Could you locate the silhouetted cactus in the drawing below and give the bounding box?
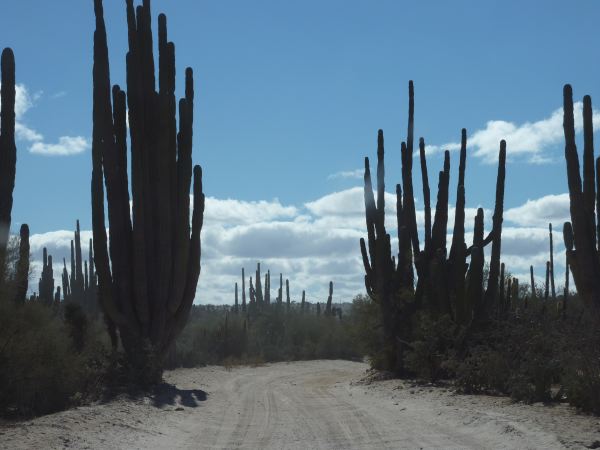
[241,268,246,312]
[0,48,16,281]
[549,223,556,300]
[91,0,205,378]
[265,270,270,304]
[301,290,305,312]
[285,278,290,310]
[277,272,283,305]
[13,224,29,304]
[255,263,263,305]
[325,281,333,315]
[61,220,98,314]
[545,261,550,302]
[562,85,600,311]
[38,248,54,306]
[360,81,507,371]
[530,265,536,299]
[234,282,239,314]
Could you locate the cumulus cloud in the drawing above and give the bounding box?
[205,197,297,226]
[505,193,570,227]
[426,102,600,164]
[29,136,89,156]
[0,83,89,156]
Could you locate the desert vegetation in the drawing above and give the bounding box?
[357,81,600,414]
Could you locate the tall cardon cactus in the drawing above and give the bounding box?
[92,0,205,379]
[0,48,16,280]
[562,85,600,311]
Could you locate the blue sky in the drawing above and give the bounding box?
[1,1,599,303]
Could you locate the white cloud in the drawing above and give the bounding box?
[1,82,89,156]
[327,169,363,180]
[29,136,89,156]
[505,193,570,227]
[205,197,297,226]
[426,102,600,164]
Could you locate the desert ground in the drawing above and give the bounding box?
[1,360,599,449]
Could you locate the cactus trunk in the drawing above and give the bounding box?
[91,0,204,382]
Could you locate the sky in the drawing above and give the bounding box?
[0,0,599,304]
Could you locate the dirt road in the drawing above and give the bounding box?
[1,360,598,449]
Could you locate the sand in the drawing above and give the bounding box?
[1,360,599,449]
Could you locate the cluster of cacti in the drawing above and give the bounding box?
[562,85,600,312]
[234,263,337,317]
[59,220,98,314]
[91,0,204,377]
[360,81,506,372]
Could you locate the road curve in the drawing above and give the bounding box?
[1,360,597,449]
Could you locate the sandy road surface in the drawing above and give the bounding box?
[1,360,599,449]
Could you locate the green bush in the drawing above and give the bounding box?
[172,303,362,367]
[0,299,110,418]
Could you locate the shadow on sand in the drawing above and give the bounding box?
[151,383,208,408]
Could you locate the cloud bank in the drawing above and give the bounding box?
[24,186,574,305]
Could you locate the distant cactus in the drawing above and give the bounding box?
[529,265,536,300]
[277,273,283,305]
[301,290,305,312]
[549,223,556,300]
[234,282,239,314]
[61,220,98,314]
[38,248,55,306]
[325,281,333,315]
[241,268,247,312]
[286,278,290,310]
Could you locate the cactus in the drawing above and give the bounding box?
[286,278,290,310]
[0,48,16,281]
[38,248,55,305]
[234,282,239,314]
[60,221,98,314]
[360,81,506,371]
[562,85,600,311]
[254,263,263,305]
[325,281,333,315]
[241,268,246,312]
[13,224,29,304]
[249,277,255,304]
[54,286,61,306]
[563,245,570,318]
[301,290,305,312]
[91,0,205,378]
[265,270,270,305]
[549,223,556,300]
[530,265,536,300]
[544,261,550,302]
[277,273,283,305]
[483,141,507,311]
